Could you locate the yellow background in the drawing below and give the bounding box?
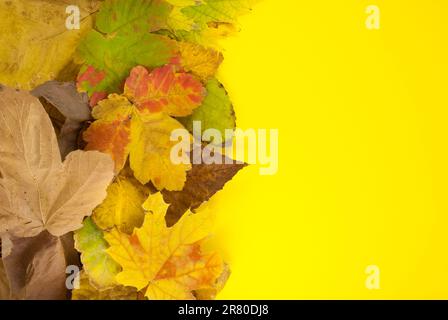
[211,0,448,299]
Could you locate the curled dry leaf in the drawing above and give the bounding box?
[0,86,114,237]
[31,81,91,158]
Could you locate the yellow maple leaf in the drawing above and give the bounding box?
[92,176,150,234]
[104,193,224,300]
[0,0,101,89]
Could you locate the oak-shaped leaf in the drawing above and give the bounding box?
[0,86,114,238]
[104,193,224,299]
[31,81,91,158]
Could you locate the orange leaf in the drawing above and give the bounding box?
[124,65,206,117]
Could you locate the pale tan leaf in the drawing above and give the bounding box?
[0,86,114,237]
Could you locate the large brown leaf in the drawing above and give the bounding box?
[0,85,114,237]
[2,231,67,300]
[0,259,10,299]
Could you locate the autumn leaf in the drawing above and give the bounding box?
[175,42,223,82]
[194,263,230,299]
[124,64,206,116]
[0,86,114,237]
[76,0,178,104]
[181,0,259,26]
[130,112,193,190]
[0,259,10,299]
[31,81,91,158]
[74,218,121,290]
[72,271,138,300]
[84,94,134,172]
[92,177,150,234]
[0,0,101,89]
[166,0,258,47]
[162,148,246,225]
[84,65,205,190]
[165,0,202,31]
[0,234,12,259]
[104,193,224,299]
[1,231,67,300]
[83,94,193,190]
[178,78,235,143]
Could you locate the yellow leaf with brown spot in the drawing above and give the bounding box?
[104,193,224,300]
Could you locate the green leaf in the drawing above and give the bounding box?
[96,0,173,34]
[76,0,178,104]
[181,0,258,26]
[178,78,235,143]
[74,218,121,290]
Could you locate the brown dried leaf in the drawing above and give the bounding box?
[162,150,247,226]
[0,86,114,237]
[31,81,91,158]
[2,231,67,300]
[0,259,10,299]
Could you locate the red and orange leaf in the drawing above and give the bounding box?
[124,65,206,117]
[83,94,134,172]
[77,65,108,107]
[84,119,131,173]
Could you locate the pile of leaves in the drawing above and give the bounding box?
[0,0,256,300]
